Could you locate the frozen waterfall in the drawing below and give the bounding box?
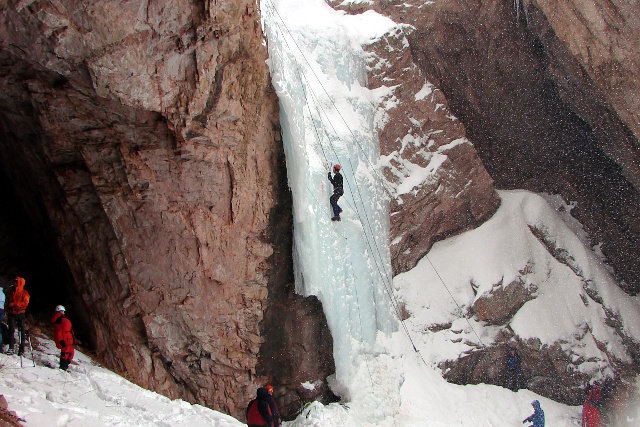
[261,0,398,390]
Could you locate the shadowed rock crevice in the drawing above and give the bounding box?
[256,130,337,420]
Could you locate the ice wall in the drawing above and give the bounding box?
[261,0,398,388]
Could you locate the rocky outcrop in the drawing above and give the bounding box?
[0,394,25,427]
[350,0,640,294]
[472,277,535,325]
[0,0,333,419]
[353,17,500,275]
[441,341,592,405]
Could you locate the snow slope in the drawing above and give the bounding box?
[395,190,640,373]
[0,338,243,427]
[0,331,581,426]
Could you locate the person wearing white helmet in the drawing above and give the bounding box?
[51,304,76,370]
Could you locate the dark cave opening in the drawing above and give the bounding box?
[0,117,92,349]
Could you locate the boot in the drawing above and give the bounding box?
[331,216,341,221]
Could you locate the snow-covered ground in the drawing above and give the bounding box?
[0,338,243,427]
[0,326,580,427]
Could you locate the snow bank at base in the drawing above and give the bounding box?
[287,333,581,426]
[0,337,242,427]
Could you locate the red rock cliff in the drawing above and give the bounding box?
[0,0,333,419]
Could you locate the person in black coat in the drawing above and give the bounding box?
[265,384,281,426]
[328,164,344,221]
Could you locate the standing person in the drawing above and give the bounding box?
[0,284,5,352]
[5,276,30,355]
[0,286,4,353]
[246,387,273,427]
[582,383,602,427]
[523,400,545,427]
[51,305,75,370]
[328,164,343,221]
[265,385,281,427]
[506,347,522,391]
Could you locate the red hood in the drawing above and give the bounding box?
[16,276,25,290]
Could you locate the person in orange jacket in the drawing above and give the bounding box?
[5,276,30,355]
[51,305,75,370]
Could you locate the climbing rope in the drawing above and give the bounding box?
[262,0,487,370]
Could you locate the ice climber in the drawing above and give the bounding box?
[246,387,274,427]
[328,164,343,221]
[523,400,545,427]
[51,305,76,370]
[582,384,602,427]
[5,276,30,355]
[265,384,281,426]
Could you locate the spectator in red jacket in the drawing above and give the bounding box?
[246,387,273,427]
[582,384,602,427]
[51,305,75,370]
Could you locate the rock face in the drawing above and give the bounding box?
[348,14,500,275]
[368,0,640,294]
[525,0,640,181]
[0,0,333,419]
[441,342,593,405]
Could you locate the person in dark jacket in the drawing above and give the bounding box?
[51,305,75,370]
[328,164,343,221]
[265,384,281,426]
[0,285,5,352]
[246,387,273,427]
[506,347,522,391]
[5,276,30,355]
[523,400,545,427]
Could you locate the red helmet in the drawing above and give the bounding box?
[266,384,274,394]
[333,164,341,171]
